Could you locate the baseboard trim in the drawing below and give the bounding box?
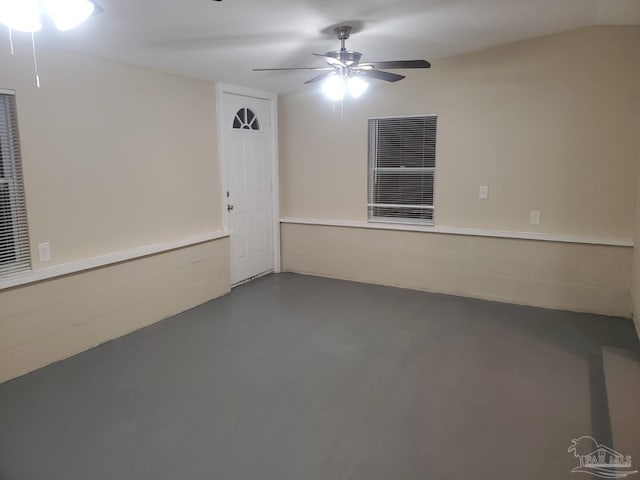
[1,231,230,291]
[280,217,633,247]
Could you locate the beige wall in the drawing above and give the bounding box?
[0,38,228,382]
[632,159,640,332]
[631,41,640,329]
[282,224,632,317]
[280,26,639,237]
[1,239,229,383]
[279,26,640,315]
[1,37,222,265]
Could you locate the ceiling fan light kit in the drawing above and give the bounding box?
[322,74,370,101]
[322,74,346,101]
[347,76,369,98]
[0,0,97,87]
[0,0,95,33]
[253,25,431,101]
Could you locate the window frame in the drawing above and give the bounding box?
[0,90,30,278]
[367,113,438,226]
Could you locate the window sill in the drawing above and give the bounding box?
[368,218,435,227]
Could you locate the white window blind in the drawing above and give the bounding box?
[0,92,30,277]
[368,115,437,225]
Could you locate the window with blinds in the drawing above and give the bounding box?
[368,115,437,224]
[0,92,30,278]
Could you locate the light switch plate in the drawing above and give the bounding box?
[479,186,489,199]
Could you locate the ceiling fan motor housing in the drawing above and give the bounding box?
[334,25,352,40]
[324,49,362,66]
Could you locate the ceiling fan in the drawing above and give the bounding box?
[253,25,431,100]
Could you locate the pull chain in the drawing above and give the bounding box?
[31,32,40,88]
[330,99,345,119]
[8,27,14,56]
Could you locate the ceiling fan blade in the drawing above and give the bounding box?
[253,67,334,72]
[358,60,431,70]
[304,72,336,84]
[312,53,347,68]
[360,70,406,82]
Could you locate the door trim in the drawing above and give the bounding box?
[215,82,281,275]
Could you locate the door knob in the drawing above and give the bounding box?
[227,204,234,212]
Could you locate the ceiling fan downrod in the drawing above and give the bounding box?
[325,25,361,66]
[334,25,352,51]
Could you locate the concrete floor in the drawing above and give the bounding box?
[1,273,639,480]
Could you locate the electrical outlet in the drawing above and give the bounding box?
[479,186,489,199]
[530,211,541,225]
[38,242,51,262]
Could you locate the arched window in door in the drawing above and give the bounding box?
[232,108,260,130]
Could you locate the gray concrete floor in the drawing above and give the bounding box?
[1,273,639,480]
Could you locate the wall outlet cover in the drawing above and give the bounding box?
[530,211,541,225]
[38,242,51,262]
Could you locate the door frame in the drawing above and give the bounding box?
[215,82,281,275]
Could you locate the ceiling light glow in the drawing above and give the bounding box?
[348,76,369,98]
[322,74,370,101]
[43,0,94,31]
[322,75,345,101]
[0,0,94,32]
[0,0,42,32]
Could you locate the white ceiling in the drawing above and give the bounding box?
[32,0,640,94]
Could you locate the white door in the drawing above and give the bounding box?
[222,92,274,285]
